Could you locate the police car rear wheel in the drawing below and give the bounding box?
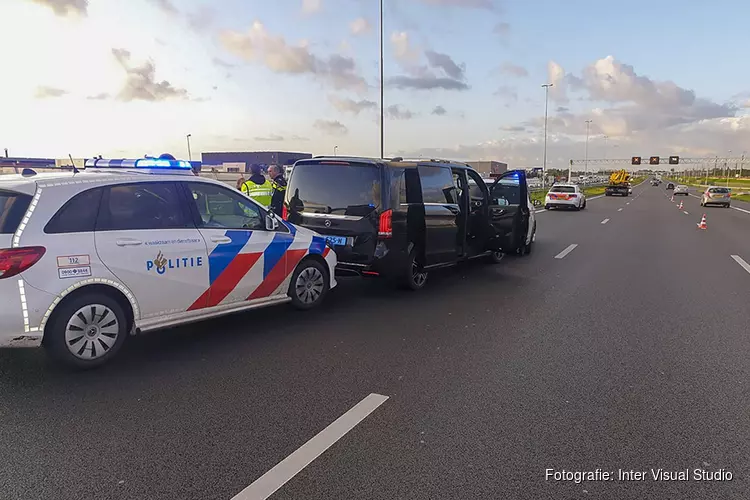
[45,293,128,369]
[290,260,329,310]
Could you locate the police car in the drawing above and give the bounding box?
[0,157,337,368]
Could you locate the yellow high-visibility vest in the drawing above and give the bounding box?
[242,179,274,207]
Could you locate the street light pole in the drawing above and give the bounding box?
[334,145,338,156]
[603,135,609,161]
[741,151,746,178]
[584,120,592,177]
[727,150,731,187]
[541,83,553,188]
[379,0,384,159]
[186,134,192,161]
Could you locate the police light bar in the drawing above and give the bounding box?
[84,158,194,169]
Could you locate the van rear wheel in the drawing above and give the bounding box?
[402,250,428,290]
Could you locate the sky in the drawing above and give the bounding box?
[2,0,750,170]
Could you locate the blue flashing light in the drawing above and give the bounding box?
[84,157,198,171]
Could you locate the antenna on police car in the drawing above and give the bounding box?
[69,154,80,174]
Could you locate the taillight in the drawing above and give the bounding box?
[378,209,392,239]
[282,205,289,220]
[0,246,46,279]
[569,194,577,198]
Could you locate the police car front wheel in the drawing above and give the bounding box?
[44,293,128,369]
[289,259,329,310]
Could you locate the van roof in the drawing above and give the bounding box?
[299,156,474,170]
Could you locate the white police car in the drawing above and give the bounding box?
[0,157,337,368]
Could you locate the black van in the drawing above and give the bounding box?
[283,157,535,289]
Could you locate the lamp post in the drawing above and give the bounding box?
[727,150,732,187]
[379,0,384,158]
[541,83,553,187]
[584,120,593,177]
[603,135,609,160]
[186,134,192,161]
[334,145,338,156]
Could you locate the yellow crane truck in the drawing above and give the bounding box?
[605,169,631,196]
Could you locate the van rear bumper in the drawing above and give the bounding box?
[335,243,410,278]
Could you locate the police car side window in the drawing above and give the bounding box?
[98,182,190,231]
[184,182,265,231]
[44,187,104,234]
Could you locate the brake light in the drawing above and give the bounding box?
[319,161,351,165]
[378,209,392,239]
[282,205,288,220]
[569,194,577,198]
[0,246,46,279]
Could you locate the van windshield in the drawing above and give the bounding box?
[0,189,32,234]
[287,162,381,216]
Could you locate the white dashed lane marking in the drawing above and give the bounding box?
[731,255,750,275]
[231,393,389,500]
[555,244,578,259]
[601,218,610,224]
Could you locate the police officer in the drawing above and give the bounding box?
[267,165,287,215]
[241,164,273,207]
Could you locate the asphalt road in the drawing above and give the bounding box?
[2,182,750,500]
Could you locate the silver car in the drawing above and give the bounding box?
[701,186,731,208]
[673,185,689,195]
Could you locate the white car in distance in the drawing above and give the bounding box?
[545,184,586,211]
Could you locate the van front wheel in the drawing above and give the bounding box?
[402,250,428,290]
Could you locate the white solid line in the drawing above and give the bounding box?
[601,218,610,224]
[617,208,623,212]
[731,255,750,275]
[231,393,389,500]
[535,209,547,214]
[732,206,750,215]
[555,244,578,259]
[588,194,605,201]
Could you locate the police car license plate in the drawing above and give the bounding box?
[324,235,348,246]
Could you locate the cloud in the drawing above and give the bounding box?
[30,0,87,17]
[34,86,68,98]
[220,22,366,91]
[388,47,469,91]
[302,0,321,14]
[391,32,419,63]
[556,106,569,113]
[254,134,285,142]
[494,85,517,101]
[111,48,189,102]
[493,22,510,36]
[540,55,736,137]
[314,119,348,136]
[187,6,216,32]
[432,105,447,116]
[386,105,414,120]
[147,0,178,15]
[499,62,528,77]
[350,17,371,35]
[87,92,110,100]
[329,96,377,114]
[500,125,525,132]
[212,57,234,69]
[418,0,496,9]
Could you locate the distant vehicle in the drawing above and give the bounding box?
[701,186,731,208]
[544,184,586,210]
[674,185,689,195]
[651,179,659,186]
[666,183,675,190]
[284,157,535,290]
[605,169,631,196]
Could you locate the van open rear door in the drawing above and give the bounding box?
[486,170,529,252]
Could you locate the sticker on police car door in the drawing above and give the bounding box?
[57,254,91,267]
[58,266,92,279]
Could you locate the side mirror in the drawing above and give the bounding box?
[265,213,279,231]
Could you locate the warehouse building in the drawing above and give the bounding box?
[201,151,312,173]
[467,160,508,178]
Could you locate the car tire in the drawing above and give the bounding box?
[581,200,587,210]
[524,225,536,255]
[726,204,731,208]
[544,204,551,210]
[289,258,330,310]
[44,292,129,369]
[402,250,428,291]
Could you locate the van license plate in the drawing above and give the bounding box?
[324,235,348,246]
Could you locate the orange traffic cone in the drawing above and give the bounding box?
[677,200,683,210]
[670,194,675,202]
[697,214,707,230]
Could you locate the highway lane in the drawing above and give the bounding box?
[1,182,749,500]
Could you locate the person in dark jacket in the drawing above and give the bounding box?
[267,165,287,215]
[241,164,273,207]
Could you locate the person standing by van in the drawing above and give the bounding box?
[241,164,273,207]
[267,165,287,215]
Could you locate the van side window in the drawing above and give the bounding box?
[45,187,104,234]
[391,168,422,205]
[418,166,456,204]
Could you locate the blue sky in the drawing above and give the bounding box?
[2,0,749,168]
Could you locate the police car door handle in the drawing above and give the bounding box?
[210,236,232,244]
[115,238,143,247]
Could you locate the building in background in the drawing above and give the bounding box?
[467,160,508,178]
[201,151,312,173]
[0,156,57,173]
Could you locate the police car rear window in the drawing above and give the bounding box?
[709,187,729,193]
[287,162,381,216]
[0,189,32,234]
[550,186,575,193]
